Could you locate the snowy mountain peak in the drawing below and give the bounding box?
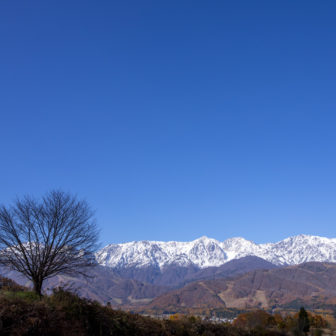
[193,235,214,242]
[222,236,256,246]
[95,235,336,270]
[192,236,220,245]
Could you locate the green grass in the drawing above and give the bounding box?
[1,289,40,302]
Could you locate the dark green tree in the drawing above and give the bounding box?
[298,307,310,335]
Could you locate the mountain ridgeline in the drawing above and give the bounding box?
[96,234,336,270]
[2,234,336,312]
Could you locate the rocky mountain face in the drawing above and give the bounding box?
[96,234,336,270]
[145,262,336,312]
[111,256,277,287]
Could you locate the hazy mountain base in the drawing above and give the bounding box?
[111,256,278,287]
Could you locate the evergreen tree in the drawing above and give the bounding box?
[298,307,310,335]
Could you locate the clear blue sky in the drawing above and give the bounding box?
[1,1,336,246]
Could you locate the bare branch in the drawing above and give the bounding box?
[0,190,99,296]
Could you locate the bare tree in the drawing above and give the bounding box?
[0,190,99,297]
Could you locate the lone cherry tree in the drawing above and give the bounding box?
[0,190,99,296]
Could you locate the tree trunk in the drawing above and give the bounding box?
[33,278,43,298]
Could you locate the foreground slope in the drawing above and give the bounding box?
[0,283,287,336]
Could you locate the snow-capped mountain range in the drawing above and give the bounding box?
[96,234,336,269]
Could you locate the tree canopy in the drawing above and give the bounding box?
[0,190,99,296]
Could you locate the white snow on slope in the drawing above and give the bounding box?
[95,234,336,269]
